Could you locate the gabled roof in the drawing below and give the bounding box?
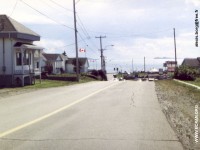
[43,53,63,61]
[66,58,89,66]
[0,15,40,41]
[182,58,200,67]
[165,61,177,64]
[14,42,43,50]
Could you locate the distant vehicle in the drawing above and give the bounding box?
[148,68,159,81]
[148,77,155,81]
[119,77,123,81]
[141,78,147,81]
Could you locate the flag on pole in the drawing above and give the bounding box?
[79,48,86,52]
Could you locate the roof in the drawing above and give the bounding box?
[66,58,89,66]
[42,53,63,61]
[182,58,200,67]
[14,42,43,50]
[165,61,177,64]
[0,15,40,41]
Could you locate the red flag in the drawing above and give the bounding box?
[79,48,86,52]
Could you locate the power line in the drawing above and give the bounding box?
[76,14,99,50]
[86,28,172,38]
[76,0,81,4]
[77,15,90,38]
[10,0,19,16]
[20,0,74,30]
[48,0,73,12]
[78,32,99,57]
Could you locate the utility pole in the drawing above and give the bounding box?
[73,0,79,81]
[95,36,106,72]
[144,57,146,72]
[173,28,177,68]
[132,58,133,73]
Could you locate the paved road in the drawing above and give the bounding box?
[0,80,183,150]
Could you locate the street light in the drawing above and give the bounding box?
[103,45,114,51]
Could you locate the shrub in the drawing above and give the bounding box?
[174,65,198,81]
[98,70,107,81]
[90,70,99,77]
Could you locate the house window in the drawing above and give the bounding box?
[16,51,31,66]
[27,53,31,65]
[16,52,22,66]
[37,62,39,68]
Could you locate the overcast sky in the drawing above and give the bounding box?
[1,0,200,72]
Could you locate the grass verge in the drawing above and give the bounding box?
[155,80,200,150]
[184,78,200,87]
[0,76,97,99]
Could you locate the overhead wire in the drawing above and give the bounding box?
[19,0,74,30]
[48,0,73,12]
[77,32,99,57]
[9,0,98,62]
[86,28,172,38]
[10,0,19,16]
[76,14,99,50]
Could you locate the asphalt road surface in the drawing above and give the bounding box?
[0,80,183,150]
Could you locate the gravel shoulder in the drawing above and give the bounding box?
[155,80,200,150]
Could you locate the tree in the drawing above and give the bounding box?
[174,65,198,81]
[62,51,66,56]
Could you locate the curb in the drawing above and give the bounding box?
[173,79,200,90]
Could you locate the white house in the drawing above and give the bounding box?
[42,53,68,74]
[0,15,43,87]
[66,58,89,73]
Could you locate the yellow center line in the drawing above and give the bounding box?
[0,82,119,138]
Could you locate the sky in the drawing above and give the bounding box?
[0,0,200,72]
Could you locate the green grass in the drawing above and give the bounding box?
[156,79,200,100]
[48,73,77,77]
[0,76,97,98]
[185,78,200,87]
[0,76,97,93]
[25,76,97,89]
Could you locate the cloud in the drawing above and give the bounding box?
[34,39,67,54]
[1,0,199,72]
[185,0,200,7]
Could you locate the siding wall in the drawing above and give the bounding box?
[0,38,14,75]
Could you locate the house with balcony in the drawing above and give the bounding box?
[163,61,177,72]
[0,15,43,87]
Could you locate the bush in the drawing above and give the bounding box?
[98,70,107,81]
[174,65,198,81]
[90,70,99,77]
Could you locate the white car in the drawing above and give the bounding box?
[148,77,155,81]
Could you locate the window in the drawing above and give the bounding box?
[37,62,39,68]
[16,51,31,66]
[16,52,22,66]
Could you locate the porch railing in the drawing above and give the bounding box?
[14,69,41,75]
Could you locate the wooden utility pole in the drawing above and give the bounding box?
[173,28,177,67]
[73,0,79,81]
[144,57,146,72]
[95,36,106,71]
[132,58,133,73]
